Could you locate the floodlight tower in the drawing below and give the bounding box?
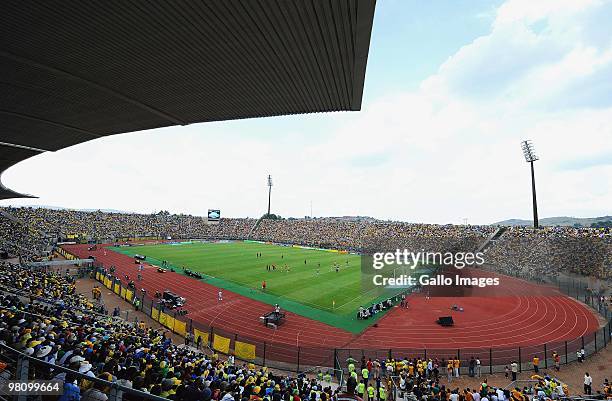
[521,140,539,229]
[267,175,273,216]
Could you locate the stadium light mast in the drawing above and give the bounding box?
[267,175,273,216]
[521,140,539,229]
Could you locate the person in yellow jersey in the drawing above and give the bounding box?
[367,384,375,401]
[417,361,425,377]
[348,361,356,374]
[362,366,369,385]
[357,379,366,399]
[323,371,332,383]
[511,387,525,401]
[532,355,539,373]
[378,385,386,401]
[603,379,611,398]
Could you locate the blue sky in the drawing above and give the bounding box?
[366,0,503,95]
[3,0,612,224]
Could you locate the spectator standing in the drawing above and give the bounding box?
[584,372,592,395]
[510,362,518,381]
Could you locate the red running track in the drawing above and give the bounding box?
[65,245,600,358]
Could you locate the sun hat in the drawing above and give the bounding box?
[36,345,52,358]
[78,361,92,373]
[70,355,85,364]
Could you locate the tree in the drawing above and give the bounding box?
[590,220,612,228]
[262,213,281,220]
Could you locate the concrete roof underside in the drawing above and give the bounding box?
[0,0,376,199]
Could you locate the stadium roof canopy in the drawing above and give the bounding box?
[0,0,376,199]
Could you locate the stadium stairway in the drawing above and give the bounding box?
[0,237,35,256]
[0,208,18,220]
[247,216,264,239]
[0,211,51,256]
[0,208,53,243]
[476,226,507,253]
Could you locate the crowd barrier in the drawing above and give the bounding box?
[93,265,611,376]
[54,247,78,260]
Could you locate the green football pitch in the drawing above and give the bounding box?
[110,241,413,332]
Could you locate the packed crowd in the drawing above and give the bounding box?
[1,208,496,254]
[253,218,366,250]
[4,207,255,243]
[342,355,611,401]
[0,262,341,401]
[253,219,495,254]
[1,207,611,279]
[485,226,612,280]
[0,262,115,317]
[0,212,49,260]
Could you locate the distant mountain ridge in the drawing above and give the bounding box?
[494,216,612,227]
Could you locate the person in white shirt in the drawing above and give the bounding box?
[373,359,381,379]
[510,362,518,381]
[584,372,593,395]
[473,391,481,401]
[476,358,481,377]
[496,388,505,401]
[537,389,546,400]
[555,384,565,398]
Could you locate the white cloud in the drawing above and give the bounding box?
[2,0,612,224]
[493,0,600,28]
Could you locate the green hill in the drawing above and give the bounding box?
[494,216,612,227]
